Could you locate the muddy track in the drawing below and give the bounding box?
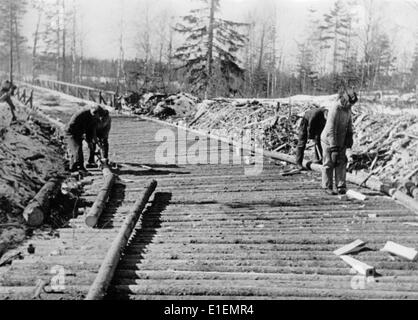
[0,88,418,300]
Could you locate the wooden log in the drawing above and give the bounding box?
[339,255,375,277]
[85,179,158,300]
[334,240,367,256]
[273,143,287,152]
[405,168,418,181]
[0,251,23,267]
[23,178,62,227]
[381,241,418,261]
[85,170,116,228]
[281,169,302,177]
[0,223,21,228]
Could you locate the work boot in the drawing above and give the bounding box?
[86,162,98,169]
[337,188,347,195]
[296,163,304,171]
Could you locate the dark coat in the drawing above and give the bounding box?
[97,110,111,139]
[65,108,99,142]
[303,108,327,140]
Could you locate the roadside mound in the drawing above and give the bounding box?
[0,100,66,257]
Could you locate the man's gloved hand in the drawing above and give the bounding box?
[10,84,17,96]
[330,147,340,166]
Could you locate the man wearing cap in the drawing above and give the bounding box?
[295,107,327,170]
[64,105,106,172]
[87,108,112,168]
[321,87,358,195]
[0,80,17,123]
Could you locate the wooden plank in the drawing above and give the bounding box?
[381,241,418,261]
[339,255,375,277]
[85,179,157,300]
[333,240,367,256]
[346,190,367,201]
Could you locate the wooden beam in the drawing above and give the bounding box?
[85,179,157,300]
[85,169,116,228]
[381,241,418,261]
[346,190,367,201]
[334,240,367,256]
[23,178,62,227]
[339,255,375,277]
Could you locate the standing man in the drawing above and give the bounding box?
[87,108,112,168]
[0,80,17,123]
[295,107,327,170]
[321,87,358,195]
[65,105,105,172]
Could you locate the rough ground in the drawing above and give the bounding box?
[0,99,66,260]
[1,87,418,300]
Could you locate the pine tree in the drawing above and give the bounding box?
[317,0,351,77]
[173,0,248,97]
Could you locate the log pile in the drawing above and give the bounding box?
[351,111,418,185]
[185,99,313,151]
[128,92,201,119]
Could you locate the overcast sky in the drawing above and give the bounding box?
[22,0,418,68]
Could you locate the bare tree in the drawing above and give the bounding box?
[31,1,44,80]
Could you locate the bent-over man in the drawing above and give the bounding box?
[295,107,327,170]
[87,108,112,167]
[65,106,105,172]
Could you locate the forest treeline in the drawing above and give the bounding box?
[1,0,418,98]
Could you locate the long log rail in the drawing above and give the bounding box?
[1,82,418,299]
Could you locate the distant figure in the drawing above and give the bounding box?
[87,108,112,168]
[64,106,107,172]
[321,87,358,195]
[295,107,327,170]
[0,80,17,123]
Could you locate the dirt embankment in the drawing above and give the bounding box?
[0,100,66,258]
